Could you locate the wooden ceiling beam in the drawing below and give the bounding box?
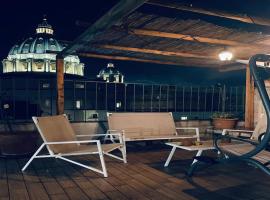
[147,0,270,27]
[60,0,146,56]
[78,52,217,68]
[130,28,270,48]
[101,44,216,59]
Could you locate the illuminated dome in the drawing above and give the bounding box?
[2,18,84,76]
[97,63,124,83]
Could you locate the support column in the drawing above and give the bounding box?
[56,55,64,115]
[245,64,254,129]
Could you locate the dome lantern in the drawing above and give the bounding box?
[97,63,124,83]
[36,18,54,35]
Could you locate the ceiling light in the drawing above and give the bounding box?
[219,50,233,61]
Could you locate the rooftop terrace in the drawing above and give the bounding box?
[2,145,270,200]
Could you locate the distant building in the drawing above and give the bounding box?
[2,18,85,76]
[97,63,124,83]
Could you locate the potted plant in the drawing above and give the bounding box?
[212,112,238,129]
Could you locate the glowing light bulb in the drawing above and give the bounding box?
[219,50,233,61]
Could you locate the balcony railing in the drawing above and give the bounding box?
[0,78,245,122]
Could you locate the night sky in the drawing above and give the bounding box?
[1,0,270,86]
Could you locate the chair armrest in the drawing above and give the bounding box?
[77,133,122,137]
[77,133,124,144]
[222,129,254,136]
[214,134,258,146]
[175,127,198,130]
[175,127,200,141]
[105,130,125,144]
[106,129,124,133]
[45,140,100,145]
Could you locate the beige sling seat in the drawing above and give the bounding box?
[22,115,126,177]
[219,114,270,165]
[107,112,200,146]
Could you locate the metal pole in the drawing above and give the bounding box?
[151,85,153,112]
[197,87,200,112]
[105,83,108,111]
[204,87,207,119]
[175,86,177,112]
[190,86,193,116]
[73,80,75,121]
[84,82,87,122]
[95,82,98,110]
[229,87,232,112]
[142,84,145,111]
[211,86,214,112]
[26,79,29,119]
[167,85,169,112]
[38,79,41,116]
[236,87,238,112]
[159,85,161,112]
[124,84,127,111]
[115,83,117,112]
[12,78,15,119]
[182,86,185,112]
[133,84,136,111]
[217,87,221,112]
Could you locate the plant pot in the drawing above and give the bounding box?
[212,118,238,129]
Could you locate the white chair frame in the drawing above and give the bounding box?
[22,117,127,177]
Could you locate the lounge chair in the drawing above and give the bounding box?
[22,114,126,177]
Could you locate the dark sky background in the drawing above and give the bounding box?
[1,0,270,86]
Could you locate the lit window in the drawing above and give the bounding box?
[76,100,81,109]
[116,101,121,108]
[75,83,84,89]
[181,116,188,120]
[45,99,50,107]
[42,83,50,88]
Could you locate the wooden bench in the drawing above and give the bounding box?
[107,112,200,142]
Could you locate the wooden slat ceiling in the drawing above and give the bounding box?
[68,1,270,69]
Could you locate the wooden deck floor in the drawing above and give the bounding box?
[1,145,270,200]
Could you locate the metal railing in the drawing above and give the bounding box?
[0,77,245,122]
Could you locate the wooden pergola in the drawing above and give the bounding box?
[56,0,270,129]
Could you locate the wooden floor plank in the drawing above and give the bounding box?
[0,159,9,199]
[17,159,51,200]
[50,194,71,200]
[3,147,270,200]
[6,159,30,200]
[61,164,108,200]
[63,187,89,200]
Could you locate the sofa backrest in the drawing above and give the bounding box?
[107,112,176,140]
